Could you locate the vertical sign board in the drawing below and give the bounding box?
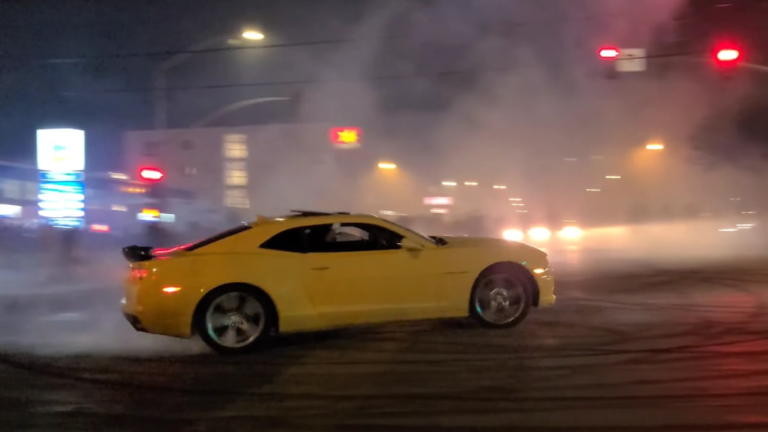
[36,129,86,228]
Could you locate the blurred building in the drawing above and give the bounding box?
[0,164,39,222]
[123,123,379,222]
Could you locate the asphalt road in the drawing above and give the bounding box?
[2,258,768,431]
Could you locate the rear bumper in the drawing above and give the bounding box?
[122,311,148,333]
[121,297,192,338]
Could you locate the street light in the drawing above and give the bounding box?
[442,181,457,186]
[242,30,265,41]
[646,143,665,150]
[153,29,266,129]
[377,162,397,170]
[605,175,622,179]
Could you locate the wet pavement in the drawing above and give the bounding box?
[1,256,768,430]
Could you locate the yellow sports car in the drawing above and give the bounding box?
[121,211,555,353]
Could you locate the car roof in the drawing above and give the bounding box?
[248,211,385,228]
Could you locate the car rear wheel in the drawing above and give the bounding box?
[196,287,273,354]
[470,269,532,328]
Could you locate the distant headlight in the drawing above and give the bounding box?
[502,229,524,242]
[558,226,583,240]
[528,227,552,241]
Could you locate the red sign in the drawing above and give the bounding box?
[139,167,165,181]
[90,224,111,233]
[329,127,362,148]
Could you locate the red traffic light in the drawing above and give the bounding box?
[712,41,742,68]
[598,47,620,59]
[716,48,740,62]
[139,167,165,181]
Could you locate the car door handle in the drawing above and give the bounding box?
[311,266,330,271]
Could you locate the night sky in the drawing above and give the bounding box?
[0,0,392,167]
[3,0,764,175]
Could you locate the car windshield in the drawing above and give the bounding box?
[385,219,437,245]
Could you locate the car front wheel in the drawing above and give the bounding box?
[196,287,273,354]
[470,269,532,328]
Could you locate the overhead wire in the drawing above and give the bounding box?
[61,50,709,95]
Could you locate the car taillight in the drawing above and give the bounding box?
[131,269,149,280]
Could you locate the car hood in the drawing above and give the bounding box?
[439,236,546,256]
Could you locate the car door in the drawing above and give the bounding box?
[303,223,442,326]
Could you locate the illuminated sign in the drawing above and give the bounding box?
[139,167,164,181]
[141,208,160,217]
[121,187,147,194]
[49,218,84,228]
[423,197,454,206]
[0,204,22,218]
[39,209,86,218]
[90,224,111,233]
[329,127,362,149]
[39,172,84,182]
[38,180,85,225]
[137,208,160,222]
[36,129,85,172]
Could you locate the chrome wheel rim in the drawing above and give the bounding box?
[474,275,526,325]
[206,292,265,348]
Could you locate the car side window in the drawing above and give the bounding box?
[305,223,404,253]
[260,227,307,253]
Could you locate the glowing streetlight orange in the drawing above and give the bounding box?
[646,143,664,150]
[377,162,397,170]
[242,30,265,41]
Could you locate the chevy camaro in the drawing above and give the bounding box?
[121,211,555,354]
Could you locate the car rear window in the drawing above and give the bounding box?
[185,224,252,252]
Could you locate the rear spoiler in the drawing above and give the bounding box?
[122,245,154,263]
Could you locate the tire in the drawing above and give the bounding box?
[195,285,275,354]
[469,266,533,329]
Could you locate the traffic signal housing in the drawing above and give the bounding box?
[598,47,620,60]
[712,42,742,69]
[597,46,620,79]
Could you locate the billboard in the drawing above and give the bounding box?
[38,180,85,227]
[0,204,22,218]
[37,129,85,172]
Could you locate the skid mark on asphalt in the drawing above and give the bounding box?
[2,266,768,429]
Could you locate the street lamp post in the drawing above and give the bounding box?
[152,30,265,129]
[190,97,291,128]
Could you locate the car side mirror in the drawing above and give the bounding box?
[400,238,424,251]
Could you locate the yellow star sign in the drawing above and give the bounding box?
[329,127,362,148]
[336,129,359,144]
